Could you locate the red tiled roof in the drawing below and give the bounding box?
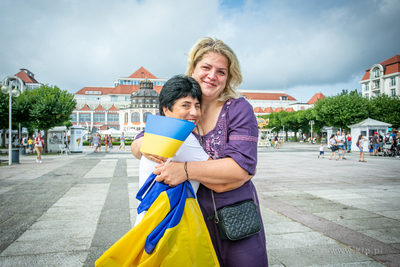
[75,87,114,95]
[80,104,91,111]
[14,70,39,84]
[285,107,295,112]
[94,104,105,111]
[110,85,140,95]
[361,55,400,81]
[274,107,284,112]
[253,107,264,113]
[241,92,297,101]
[128,67,157,79]
[108,104,119,111]
[307,93,326,105]
[264,107,274,113]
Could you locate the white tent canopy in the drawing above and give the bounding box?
[100,128,122,136]
[125,128,140,136]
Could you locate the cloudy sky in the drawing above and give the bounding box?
[1,0,399,103]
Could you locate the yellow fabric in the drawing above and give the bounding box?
[140,133,183,158]
[95,192,219,267]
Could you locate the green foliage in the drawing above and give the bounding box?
[312,89,369,129]
[27,84,77,130]
[261,89,399,140]
[368,94,400,128]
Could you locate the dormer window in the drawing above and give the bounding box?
[280,96,288,101]
[373,68,380,78]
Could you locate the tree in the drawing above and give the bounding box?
[312,90,369,130]
[16,85,76,151]
[368,94,400,128]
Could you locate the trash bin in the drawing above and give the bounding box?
[12,149,20,164]
[20,145,26,155]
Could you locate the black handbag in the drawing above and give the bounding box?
[208,190,262,241]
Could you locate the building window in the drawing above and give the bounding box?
[373,68,380,78]
[124,113,128,123]
[70,114,77,122]
[373,80,380,89]
[131,112,140,122]
[107,113,119,122]
[391,77,396,86]
[145,99,150,103]
[93,114,105,122]
[125,96,130,101]
[85,91,101,95]
[152,99,157,103]
[280,96,288,101]
[138,99,142,103]
[365,93,369,99]
[365,83,369,91]
[391,89,396,97]
[143,112,152,122]
[375,91,380,97]
[79,113,91,122]
[111,96,118,102]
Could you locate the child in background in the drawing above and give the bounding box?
[338,147,343,159]
[369,140,374,156]
[318,143,324,158]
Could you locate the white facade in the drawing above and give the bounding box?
[360,56,400,99]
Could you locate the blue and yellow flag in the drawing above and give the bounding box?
[95,175,219,267]
[140,114,195,158]
[95,114,219,267]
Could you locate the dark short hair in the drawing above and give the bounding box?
[159,75,202,116]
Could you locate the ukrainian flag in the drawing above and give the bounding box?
[95,174,219,267]
[140,114,196,158]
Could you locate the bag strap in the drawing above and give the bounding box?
[210,190,219,223]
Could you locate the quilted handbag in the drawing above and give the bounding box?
[208,191,262,241]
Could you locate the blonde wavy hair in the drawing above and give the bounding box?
[185,37,242,102]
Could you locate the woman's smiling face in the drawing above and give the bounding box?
[163,96,201,125]
[191,52,229,101]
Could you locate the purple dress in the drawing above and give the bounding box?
[194,98,268,267]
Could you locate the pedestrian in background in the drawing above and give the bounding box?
[318,143,324,158]
[93,134,99,153]
[371,132,380,156]
[357,134,367,162]
[119,132,126,151]
[346,132,352,153]
[328,134,339,161]
[34,133,44,163]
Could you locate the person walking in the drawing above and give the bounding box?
[337,131,346,159]
[93,134,100,153]
[328,134,339,161]
[119,132,126,151]
[318,143,324,158]
[104,134,109,153]
[34,133,44,163]
[357,134,368,162]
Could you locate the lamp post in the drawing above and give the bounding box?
[309,120,315,144]
[1,76,24,165]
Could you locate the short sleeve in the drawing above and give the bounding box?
[173,134,209,163]
[223,98,258,175]
[134,130,145,140]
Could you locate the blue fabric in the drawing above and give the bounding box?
[136,173,196,254]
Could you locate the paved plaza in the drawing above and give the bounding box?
[0,142,399,267]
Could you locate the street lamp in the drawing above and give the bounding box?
[309,120,315,144]
[1,76,24,165]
